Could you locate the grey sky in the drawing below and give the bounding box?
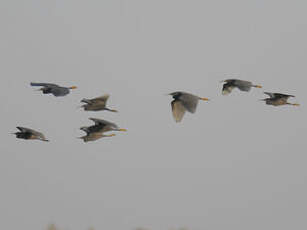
[1,0,306,229]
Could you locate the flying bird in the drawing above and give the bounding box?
[79,118,126,142]
[80,94,117,112]
[261,92,300,106]
[12,126,49,141]
[30,82,77,97]
[168,91,209,122]
[221,79,262,95]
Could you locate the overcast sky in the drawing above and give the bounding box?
[1,0,307,230]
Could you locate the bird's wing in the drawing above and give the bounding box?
[171,100,186,122]
[81,94,109,105]
[264,92,276,98]
[179,93,199,113]
[273,93,295,98]
[222,83,234,95]
[30,82,59,87]
[90,94,110,105]
[234,80,252,91]
[17,126,36,133]
[89,118,118,128]
[93,94,110,102]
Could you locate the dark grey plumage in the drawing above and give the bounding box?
[221,79,262,95]
[30,82,77,97]
[169,91,209,122]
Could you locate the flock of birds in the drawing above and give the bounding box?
[13,79,300,142]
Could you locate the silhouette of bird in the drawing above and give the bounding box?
[13,127,49,141]
[221,79,262,95]
[80,94,117,112]
[261,92,300,106]
[168,91,209,122]
[30,82,77,97]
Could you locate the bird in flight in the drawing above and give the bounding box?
[261,92,300,106]
[13,126,49,141]
[30,82,77,97]
[221,79,262,95]
[80,94,117,112]
[168,91,209,122]
[79,118,127,142]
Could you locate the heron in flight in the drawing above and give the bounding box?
[221,79,262,95]
[168,91,209,122]
[13,127,49,141]
[261,92,300,106]
[79,118,127,142]
[80,94,117,112]
[30,82,77,97]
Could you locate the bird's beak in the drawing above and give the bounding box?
[119,128,127,132]
[70,86,77,89]
[220,80,226,83]
[255,85,262,88]
[292,103,300,106]
[200,97,209,101]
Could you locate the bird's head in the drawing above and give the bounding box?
[80,127,89,132]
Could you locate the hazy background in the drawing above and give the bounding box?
[1,0,306,229]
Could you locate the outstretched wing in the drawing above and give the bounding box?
[171,100,186,122]
[17,126,36,133]
[30,82,59,87]
[90,94,110,105]
[264,92,276,98]
[179,93,199,113]
[89,118,118,128]
[81,94,109,105]
[233,80,252,92]
[274,93,295,98]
